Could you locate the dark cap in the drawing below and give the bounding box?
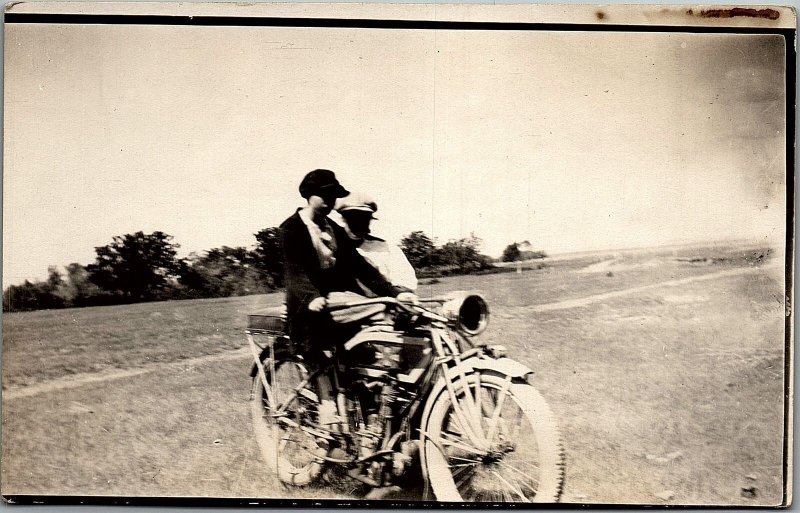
[298,169,350,199]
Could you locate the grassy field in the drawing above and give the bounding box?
[1,242,788,505]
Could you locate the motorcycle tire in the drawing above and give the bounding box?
[250,356,329,487]
[422,372,565,503]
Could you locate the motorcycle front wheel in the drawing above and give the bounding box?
[422,372,565,502]
[250,356,329,487]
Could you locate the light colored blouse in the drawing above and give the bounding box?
[358,237,418,293]
[298,208,337,270]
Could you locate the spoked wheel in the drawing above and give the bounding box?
[422,373,564,502]
[250,356,329,487]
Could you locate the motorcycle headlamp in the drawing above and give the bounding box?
[440,291,489,336]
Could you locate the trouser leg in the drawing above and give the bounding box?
[315,371,340,432]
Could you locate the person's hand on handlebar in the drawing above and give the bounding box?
[396,292,419,304]
[308,296,328,312]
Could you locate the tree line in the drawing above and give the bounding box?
[3,229,284,312]
[399,232,495,277]
[3,229,542,312]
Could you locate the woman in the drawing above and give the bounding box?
[334,191,418,295]
[280,169,414,364]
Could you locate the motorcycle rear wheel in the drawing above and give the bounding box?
[250,356,329,487]
[423,373,564,503]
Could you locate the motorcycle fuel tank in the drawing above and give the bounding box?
[347,331,433,384]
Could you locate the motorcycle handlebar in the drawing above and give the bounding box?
[323,296,399,311]
[324,296,448,322]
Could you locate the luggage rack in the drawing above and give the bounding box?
[246,306,288,347]
[247,313,286,335]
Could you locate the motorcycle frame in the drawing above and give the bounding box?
[246,324,438,455]
[246,297,526,470]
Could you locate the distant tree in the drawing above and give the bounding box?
[400,231,435,270]
[48,265,75,306]
[86,231,184,301]
[2,278,65,312]
[252,227,285,288]
[181,246,270,298]
[430,236,493,272]
[3,280,38,311]
[47,266,65,291]
[178,253,209,296]
[60,262,113,306]
[502,243,521,262]
[522,250,548,260]
[515,240,548,260]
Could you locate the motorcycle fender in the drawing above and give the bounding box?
[417,356,534,488]
[420,356,533,426]
[458,356,534,380]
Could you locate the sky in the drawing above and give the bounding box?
[3,22,788,285]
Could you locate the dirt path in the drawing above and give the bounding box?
[3,347,251,401]
[3,265,777,402]
[576,257,619,274]
[531,265,776,312]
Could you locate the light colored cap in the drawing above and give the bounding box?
[335,191,378,217]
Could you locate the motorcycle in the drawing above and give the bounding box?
[246,291,565,502]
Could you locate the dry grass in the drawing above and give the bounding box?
[2,294,284,388]
[1,244,787,505]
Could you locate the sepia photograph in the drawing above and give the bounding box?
[1,2,794,506]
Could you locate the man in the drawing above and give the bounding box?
[334,192,418,296]
[280,170,415,430]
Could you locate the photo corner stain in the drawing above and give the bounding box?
[687,7,781,20]
[5,1,26,13]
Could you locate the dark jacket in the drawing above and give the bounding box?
[280,210,405,355]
